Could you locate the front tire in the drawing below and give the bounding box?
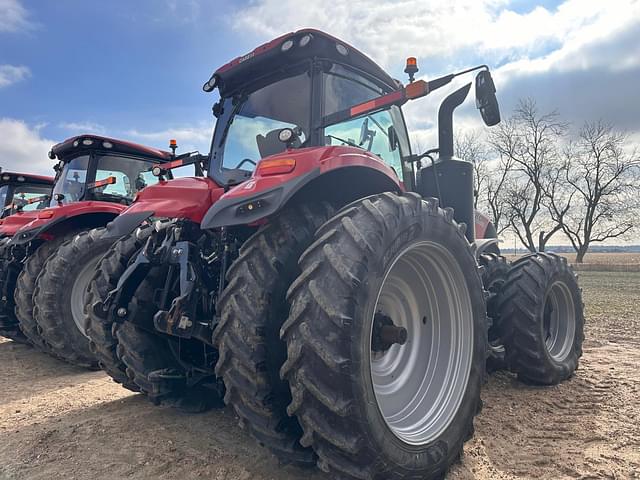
[498,253,584,385]
[32,229,112,368]
[15,234,78,354]
[85,228,151,391]
[281,193,487,480]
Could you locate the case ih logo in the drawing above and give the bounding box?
[238,52,255,64]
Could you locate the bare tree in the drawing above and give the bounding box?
[488,98,569,252]
[456,130,512,234]
[455,131,488,208]
[549,121,640,262]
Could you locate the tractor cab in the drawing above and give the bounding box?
[48,135,174,207]
[204,29,411,187]
[0,135,174,242]
[200,29,499,241]
[0,171,53,218]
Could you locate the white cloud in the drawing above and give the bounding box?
[231,0,640,138]
[0,0,31,32]
[231,0,638,71]
[59,121,106,135]
[0,64,30,88]
[0,119,56,175]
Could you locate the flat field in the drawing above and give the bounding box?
[0,270,638,479]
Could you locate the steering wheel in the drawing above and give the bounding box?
[234,158,257,170]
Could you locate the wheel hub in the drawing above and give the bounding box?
[369,241,474,446]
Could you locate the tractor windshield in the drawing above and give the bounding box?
[50,154,161,206]
[211,69,312,185]
[50,155,90,206]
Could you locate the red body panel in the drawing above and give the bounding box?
[221,145,403,202]
[123,177,225,224]
[0,201,126,237]
[474,210,491,239]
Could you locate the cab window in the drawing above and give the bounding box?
[322,65,409,179]
[325,107,403,177]
[12,184,51,211]
[94,155,161,203]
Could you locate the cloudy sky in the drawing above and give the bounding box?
[1,0,639,175]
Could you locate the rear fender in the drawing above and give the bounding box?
[201,146,402,229]
[11,202,124,245]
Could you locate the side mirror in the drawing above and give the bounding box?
[475,70,501,127]
[388,125,399,152]
[359,117,376,150]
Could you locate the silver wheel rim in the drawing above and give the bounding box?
[543,280,576,361]
[70,256,100,338]
[370,241,474,445]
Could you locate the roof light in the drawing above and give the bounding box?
[17,176,25,182]
[152,165,163,177]
[336,44,348,56]
[299,34,313,47]
[281,39,294,52]
[203,74,218,92]
[102,141,113,149]
[1,175,10,181]
[82,138,94,146]
[169,139,177,148]
[73,140,80,147]
[48,150,56,159]
[404,57,419,83]
[278,128,294,143]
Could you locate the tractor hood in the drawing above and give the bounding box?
[7,201,125,244]
[103,177,225,239]
[202,145,401,229]
[0,210,41,237]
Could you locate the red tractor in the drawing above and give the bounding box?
[0,135,189,365]
[0,170,53,220]
[0,170,54,341]
[87,30,584,479]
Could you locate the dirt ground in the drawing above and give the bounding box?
[1,271,639,480]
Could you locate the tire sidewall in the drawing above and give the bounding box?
[350,205,486,472]
[538,264,583,375]
[55,235,115,340]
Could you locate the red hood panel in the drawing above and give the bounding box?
[220,145,401,202]
[123,177,224,223]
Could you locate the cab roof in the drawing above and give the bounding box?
[50,134,172,163]
[0,171,54,185]
[212,29,400,97]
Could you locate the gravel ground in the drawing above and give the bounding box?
[0,271,638,480]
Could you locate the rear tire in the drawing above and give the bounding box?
[498,253,584,385]
[213,203,332,466]
[15,234,78,355]
[480,253,510,372]
[281,193,487,480]
[85,228,150,391]
[32,229,111,368]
